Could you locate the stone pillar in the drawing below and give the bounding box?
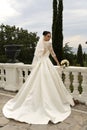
[4,63,19,91]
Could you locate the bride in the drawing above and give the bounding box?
[3,31,74,124]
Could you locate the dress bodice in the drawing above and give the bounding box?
[32,38,56,65]
[34,40,56,58]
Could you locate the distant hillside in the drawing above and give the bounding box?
[72,48,87,54]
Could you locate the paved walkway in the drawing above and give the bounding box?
[0,89,87,130]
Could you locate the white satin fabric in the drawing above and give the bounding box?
[3,37,74,124]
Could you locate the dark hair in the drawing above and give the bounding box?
[42,31,51,36]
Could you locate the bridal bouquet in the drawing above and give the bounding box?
[60,59,69,68]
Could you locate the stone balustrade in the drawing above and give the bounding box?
[0,63,87,105]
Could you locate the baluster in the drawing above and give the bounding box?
[79,72,87,104]
[64,71,70,92]
[72,72,79,100]
[3,69,6,81]
[0,69,3,88]
[18,68,24,89]
[69,72,74,93]
[0,69,6,88]
[21,69,25,83]
[24,69,29,81]
[2,69,6,88]
[61,71,65,83]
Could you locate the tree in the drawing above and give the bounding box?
[77,44,84,66]
[52,0,63,63]
[63,42,73,54]
[63,42,75,65]
[52,0,57,40]
[0,24,39,63]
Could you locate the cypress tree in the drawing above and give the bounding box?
[52,0,63,63]
[52,0,57,40]
[77,44,84,66]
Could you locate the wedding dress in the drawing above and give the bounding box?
[3,36,74,124]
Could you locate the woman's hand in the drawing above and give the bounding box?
[57,61,60,66]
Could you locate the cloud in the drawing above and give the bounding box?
[1,0,52,33]
[0,0,87,48]
[63,35,87,48]
[0,0,20,22]
[63,0,87,47]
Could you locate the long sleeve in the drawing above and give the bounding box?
[48,43,56,58]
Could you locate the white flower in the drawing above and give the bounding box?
[60,59,69,67]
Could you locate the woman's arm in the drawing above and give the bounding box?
[48,44,60,66]
[52,55,60,66]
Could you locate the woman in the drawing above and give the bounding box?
[3,31,74,124]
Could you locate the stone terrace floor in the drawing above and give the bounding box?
[0,89,87,130]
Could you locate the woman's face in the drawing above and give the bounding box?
[44,33,51,41]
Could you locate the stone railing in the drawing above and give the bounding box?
[0,63,87,105]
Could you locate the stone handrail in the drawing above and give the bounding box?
[0,63,87,105]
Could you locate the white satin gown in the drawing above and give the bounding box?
[3,37,74,124]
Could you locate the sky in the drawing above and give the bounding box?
[0,0,87,49]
